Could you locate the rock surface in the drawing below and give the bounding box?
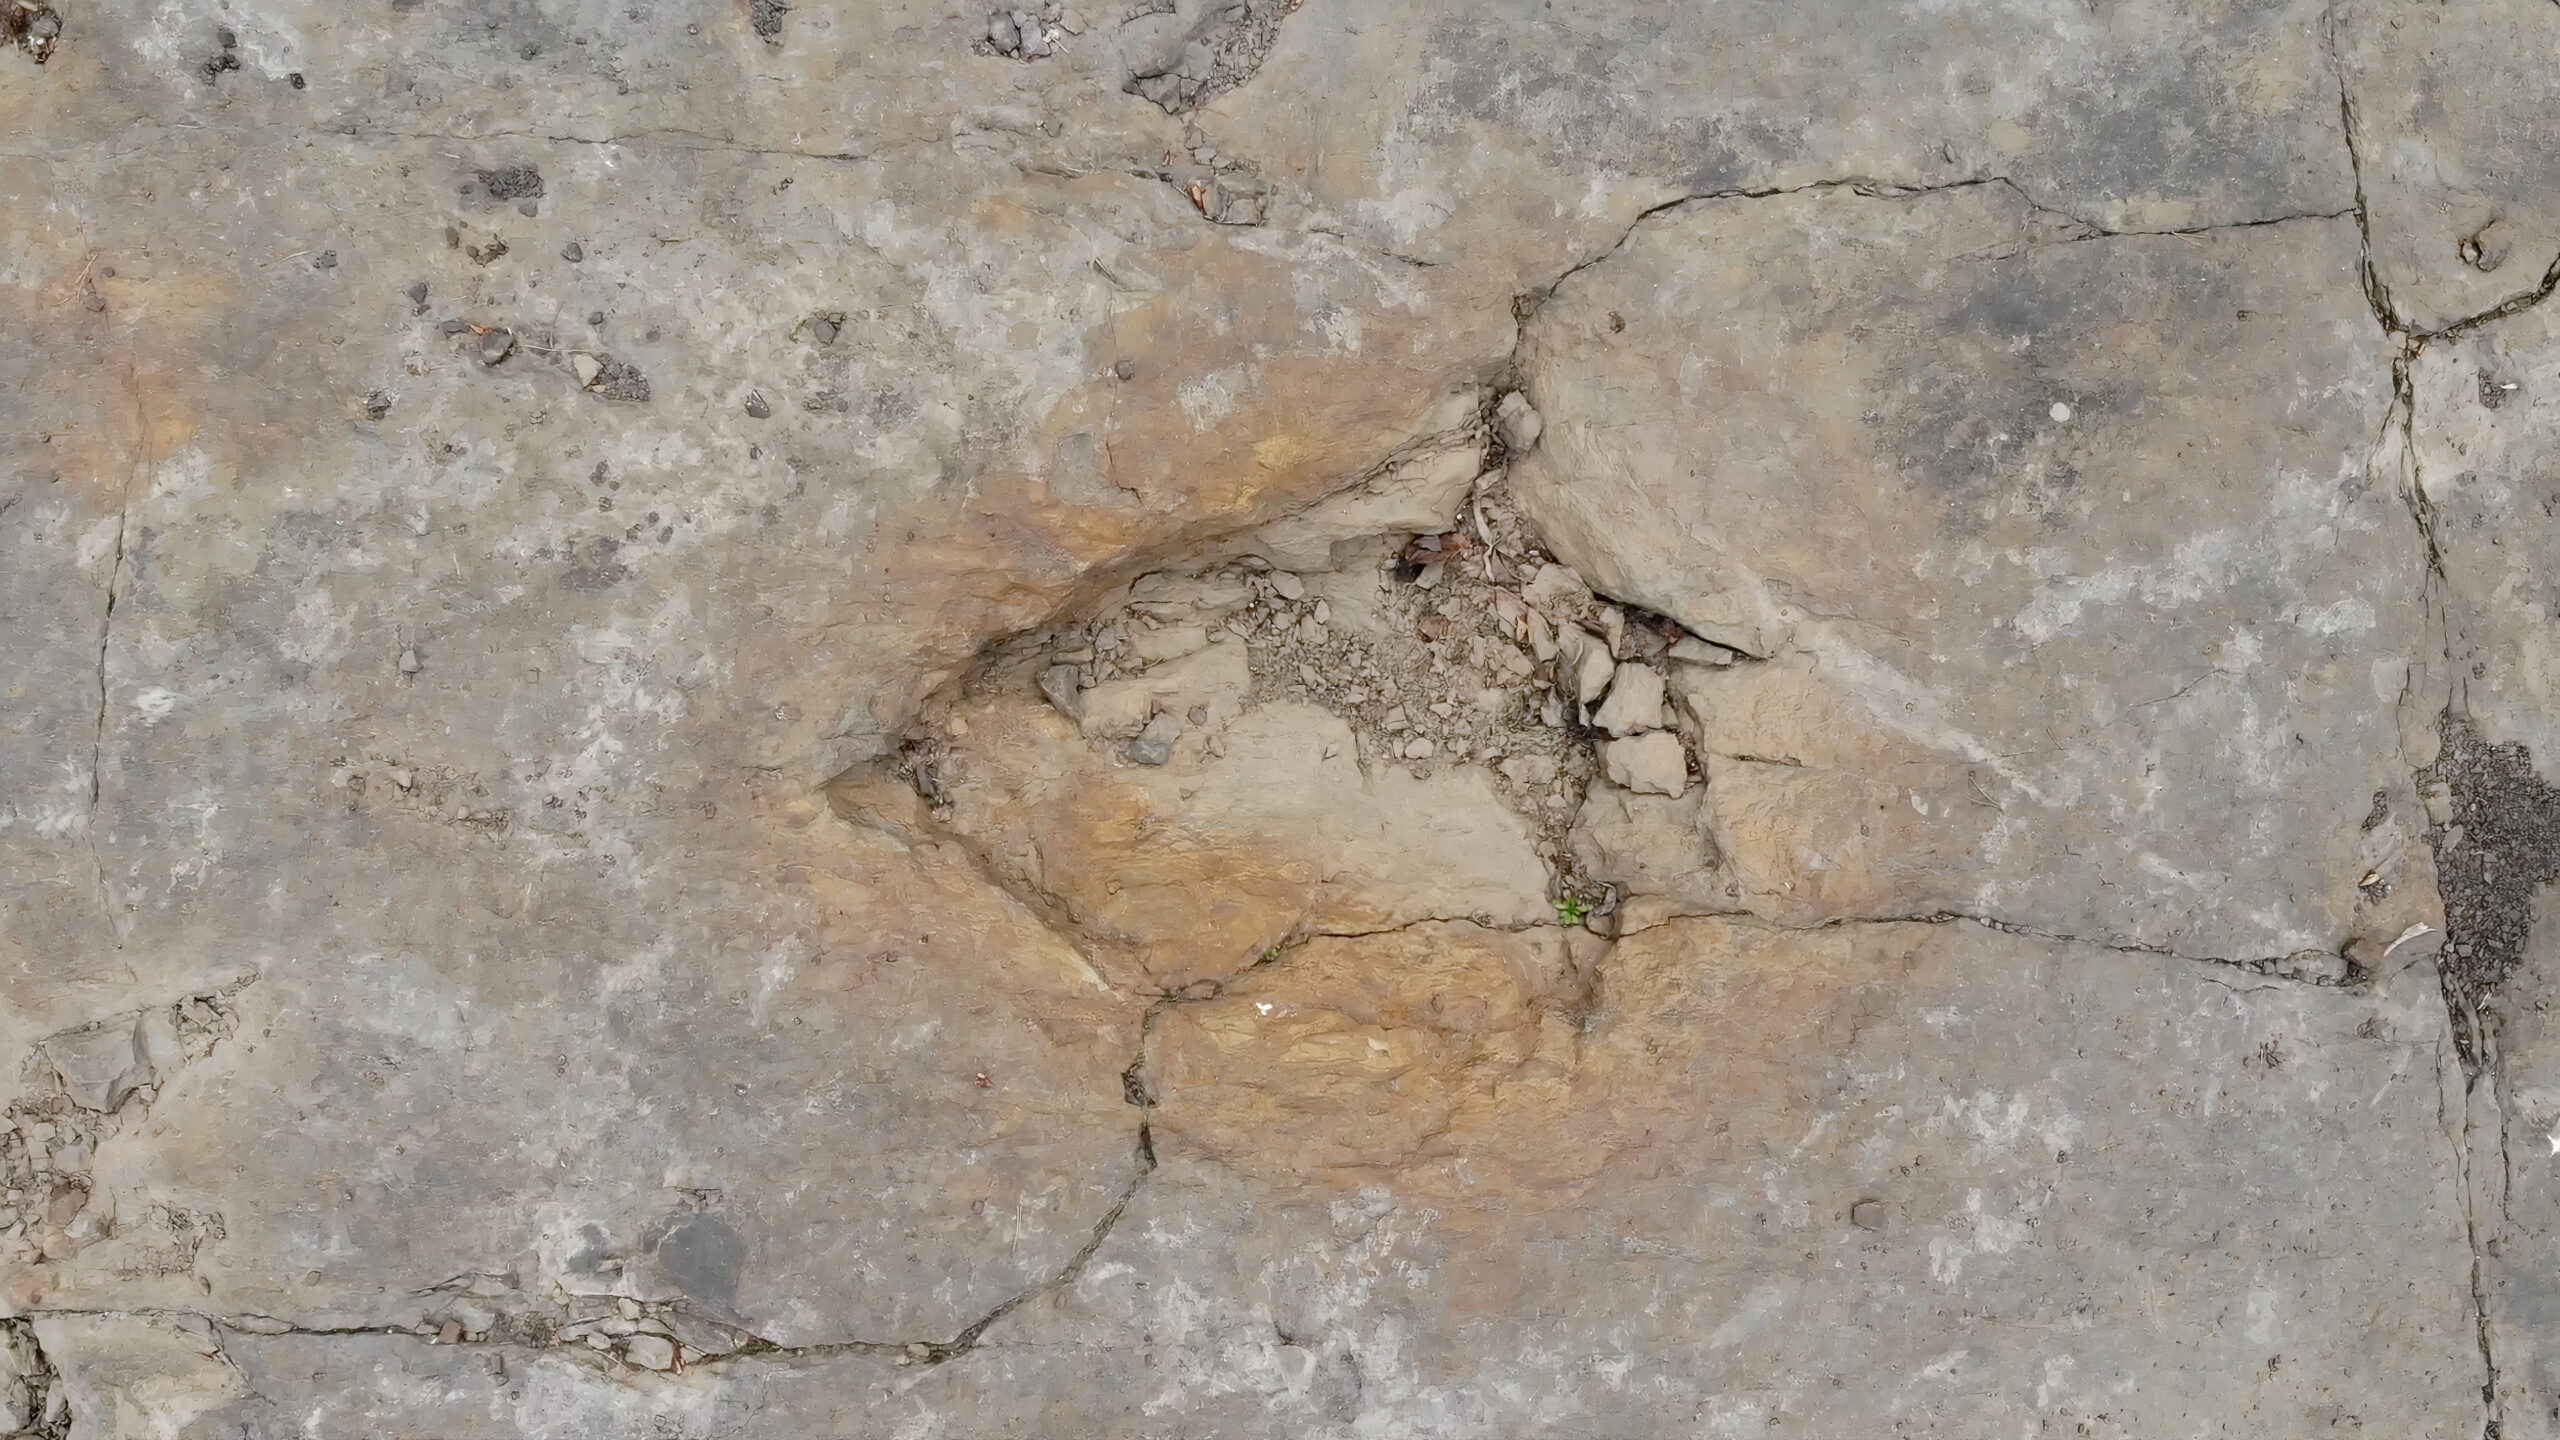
[1,0,2554,1432]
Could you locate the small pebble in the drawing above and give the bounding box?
[397,648,422,674]
[518,200,539,217]
[744,392,772,419]
[480,329,516,365]
[572,353,604,387]
[2049,401,2072,422]
[405,282,428,305]
[1113,359,1137,381]
[810,318,838,344]
[439,318,467,335]
[561,241,585,262]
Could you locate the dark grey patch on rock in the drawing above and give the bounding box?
[648,1211,748,1307]
[1039,663,1082,720]
[750,0,787,41]
[2420,714,2560,1046]
[362,390,393,421]
[591,360,649,402]
[2480,369,2521,411]
[477,164,544,201]
[743,391,772,419]
[559,538,629,590]
[868,387,916,427]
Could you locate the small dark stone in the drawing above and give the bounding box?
[517,199,539,217]
[809,317,837,344]
[405,282,428,305]
[1849,1199,1889,1231]
[587,311,605,326]
[561,241,584,262]
[743,392,772,420]
[312,250,337,270]
[289,72,306,88]
[1113,359,1137,381]
[216,27,236,47]
[1039,664,1082,719]
[362,390,394,421]
[438,318,467,334]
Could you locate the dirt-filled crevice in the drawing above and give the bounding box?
[2420,713,2560,1061]
[0,1319,66,1438]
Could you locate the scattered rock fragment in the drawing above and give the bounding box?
[1039,663,1083,719]
[1125,712,1181,766]
[1590,661,1666,736]
[983,5,1056,58]
[1495,391,1543,454]
[1561,626,1614,705]
[571,353,603,388]
[479,329,515,366]
[623,1334,677,1370]
[590,359,650,401]
[2459,217,2514,273]
[478,165,544,201]
[43,1022,146,1112]
[4,1,62,63]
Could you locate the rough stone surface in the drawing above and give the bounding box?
[2,0,2553,1433]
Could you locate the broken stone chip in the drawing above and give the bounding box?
[1125,712,1181,766]
[1496,390,1544,454]
[43,1019,149,1112]
[1591,661,1667,736]
[1602,731,1689,798]
[1562,626,1615,706]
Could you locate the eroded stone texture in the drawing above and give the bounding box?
[0,0,2530,1431]
[2413,315,2560,784]
[2336,0,2560,333]
[1513,188,2433,961]
[990,923,2482,1435]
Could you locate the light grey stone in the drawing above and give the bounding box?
[1601,732,1689,797]
[1589,661,1666,737]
